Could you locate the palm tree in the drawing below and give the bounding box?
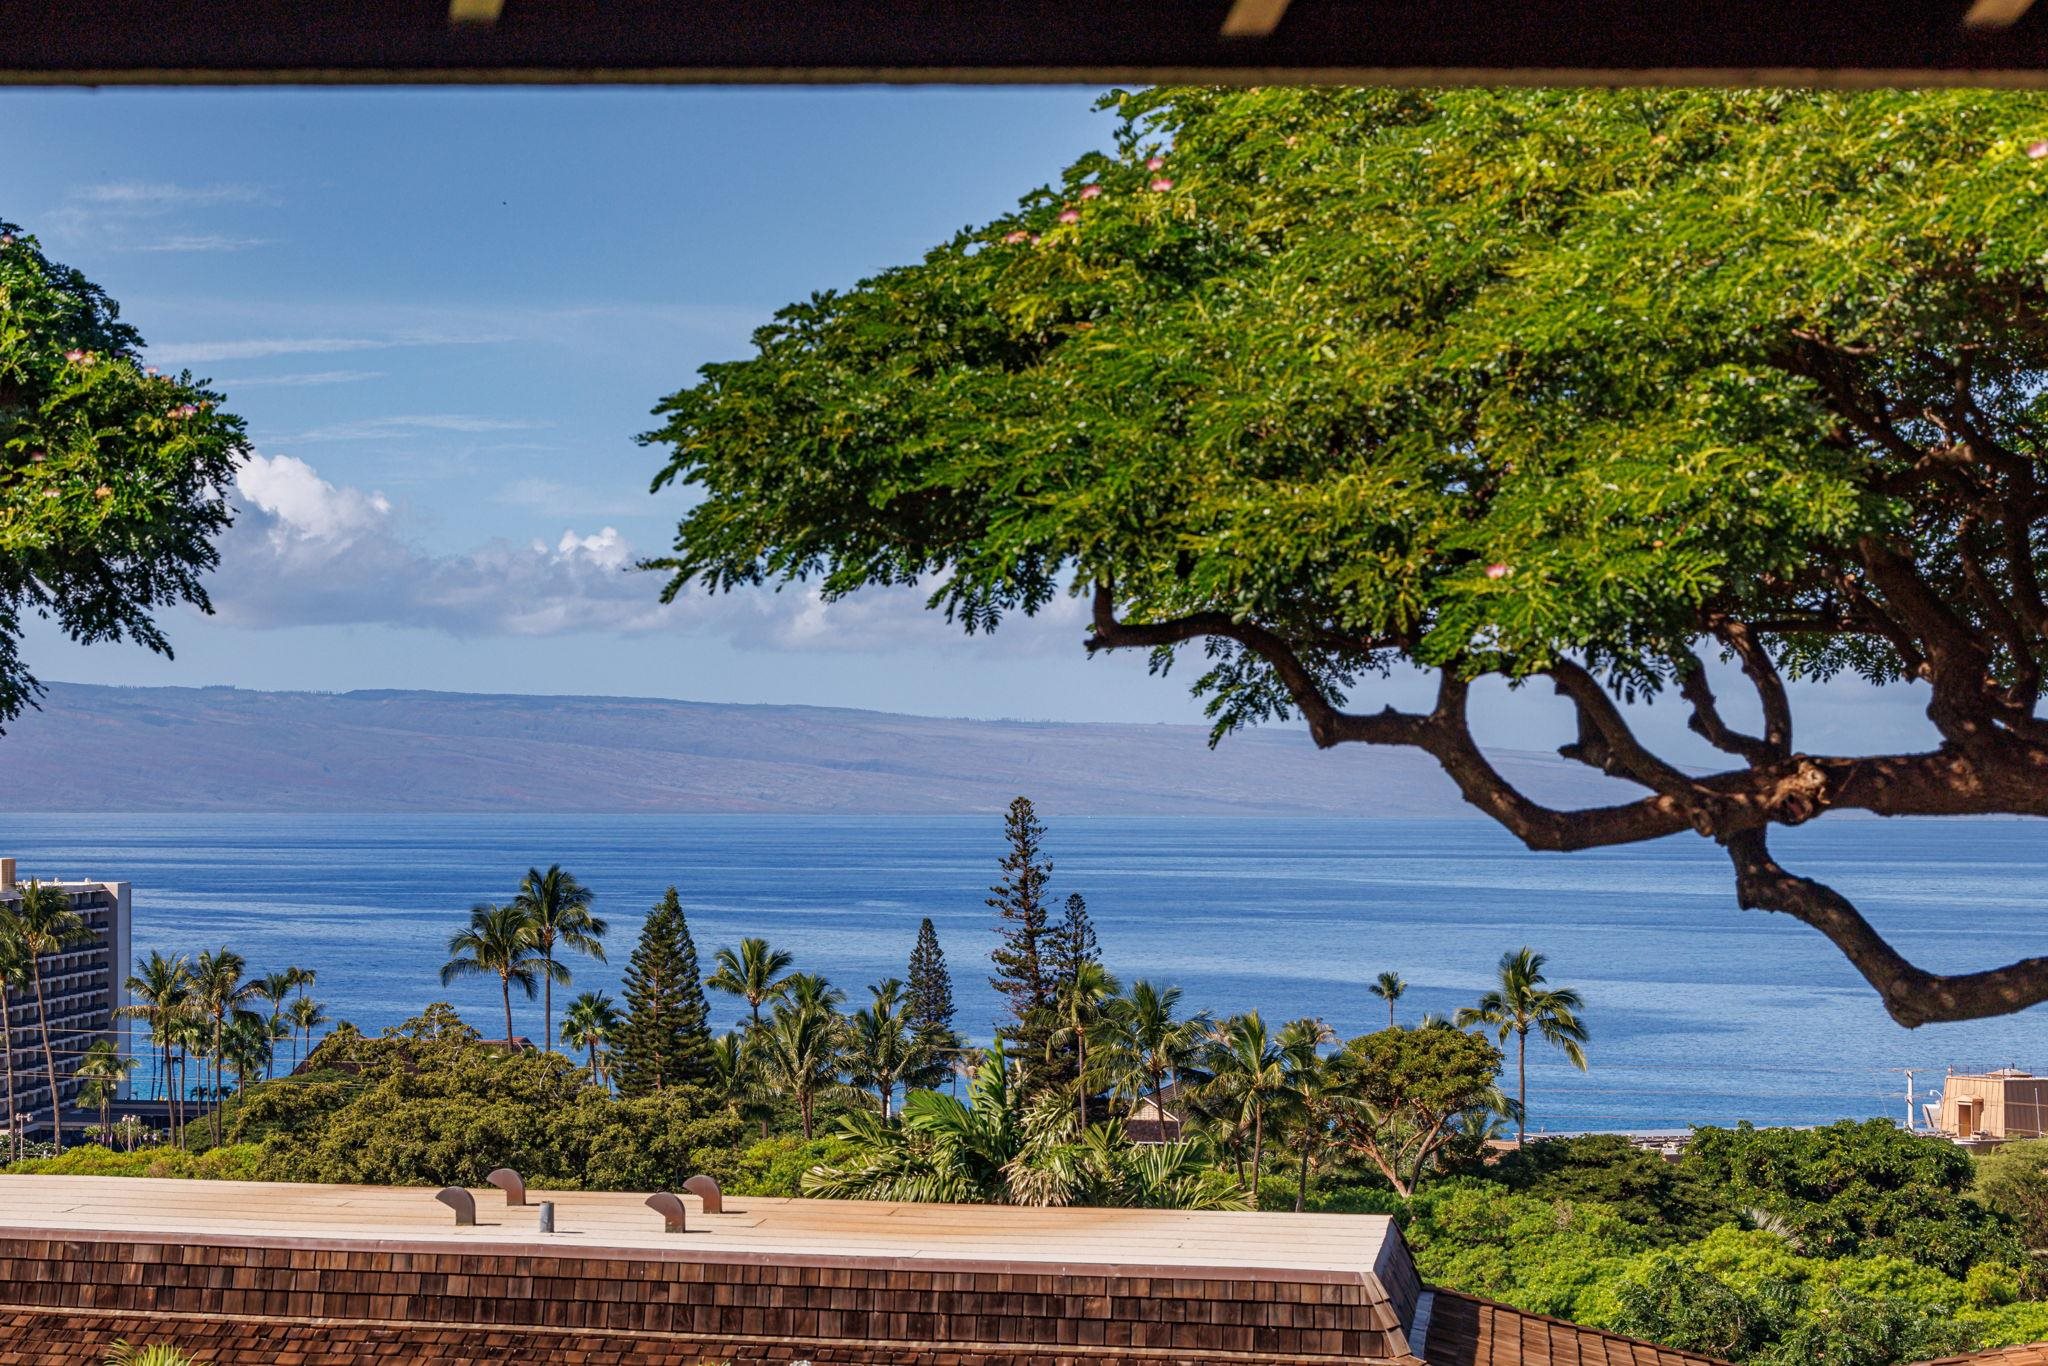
[1368,971,1407,1029]
[286,995,328,1071]
[1091,979,1205,1137]
[165,1011,207,1147]
[1277,1017,1336,1211]
[1193,1011,1291,1208]
[844,980,917,1120]
[189,948,262,1146]
[707,937,795,1030]
[74,1038,136,1137]
[806,1043,1245,1211]
[440,902,553,1047]
[119,951,191,1102]
[1456,947,1589,1147]
[513,864,605,1054]
[253,970,298,1077]
[560,990,621,1082]
[4,881,94,1153]
[0,924,29,1161]
[779,971,845,1015]
[754,998,841,1139]
[222,1015,273,1098]
[1055,960,1120,1134]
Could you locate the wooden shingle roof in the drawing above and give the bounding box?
[1419,1293,1731,1366]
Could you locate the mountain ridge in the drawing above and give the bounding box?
[0,681,1641,816]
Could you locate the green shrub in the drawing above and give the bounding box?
[733,1135,845,1197]
[5,1143,267,1181]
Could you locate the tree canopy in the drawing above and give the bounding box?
[1,224,247,728]
[645,87,2048,1025]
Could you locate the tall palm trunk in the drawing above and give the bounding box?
[210,1012,225,1146]
[28,959,62,1154]
[1074,1025,1088,1133]
[541,937,556,1054]
[1516,1026,1528,1147]
[501,973,515,1048]
[1249,1105,1265,1211]
[1296,1147,1311,1213]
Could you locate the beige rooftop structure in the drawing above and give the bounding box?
[0,1173,1737,1365]
[1928,1068,2048,1146]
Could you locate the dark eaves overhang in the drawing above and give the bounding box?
[5,0,2048,87]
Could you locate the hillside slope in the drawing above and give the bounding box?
[0,682,1639,815]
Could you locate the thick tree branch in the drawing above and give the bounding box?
[1728,828,2048,1026]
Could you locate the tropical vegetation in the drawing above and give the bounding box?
[643,85,2048,1029]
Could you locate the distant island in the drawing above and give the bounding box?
[0,682,1638,815]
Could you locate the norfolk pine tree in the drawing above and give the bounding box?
[905,916,962,1089]
[613,887,715,1095]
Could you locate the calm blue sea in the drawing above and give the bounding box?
[1,812,2041,1132]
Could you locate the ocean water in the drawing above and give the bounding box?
[2,811,2043,1132]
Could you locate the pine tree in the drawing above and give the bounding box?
[905,917,961,1089]
[987,796,1061,1095]
[1049,892,1099,989]
[612,886,715,1096]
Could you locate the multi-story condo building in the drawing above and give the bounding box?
[0,856,132,1131]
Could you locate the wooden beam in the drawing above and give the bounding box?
[1221,0,1292,38]
[1964,0,2037,29]
[448,0,505,24]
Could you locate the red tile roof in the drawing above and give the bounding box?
[1915,1349,2048,1365]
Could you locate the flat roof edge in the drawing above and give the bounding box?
[0,1224,1384,1287]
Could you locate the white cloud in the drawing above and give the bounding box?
[207,453,1086,655]
[217,370,385,389]
[130,234,272,254]
[286,414,548,442]
[72,182,275,208]
[48,181,277,255]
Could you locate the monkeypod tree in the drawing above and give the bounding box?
[0,223,246,730]
[645,88,2048,1026]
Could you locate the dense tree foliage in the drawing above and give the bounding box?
[228,1006,744,1190]
[0,225,247,730]
[1688,1119,2020,1277]
[1329,1023,1505,1196]
[646,87,2048,1025]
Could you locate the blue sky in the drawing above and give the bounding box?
[3,86,1937,759]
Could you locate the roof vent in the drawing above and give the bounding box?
[684,1174,724,1214]
[436,1187,477,1226]
[486,1168,529,1205]
[645,1192,688,1233]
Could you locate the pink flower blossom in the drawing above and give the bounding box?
[1058,208,1081,223]
[1146,155,1165,170]
[1150,178,1174,192]
[63,349,86,363]
[2031,140,2048,161]
[28,451,45,463]
[1079,184,1102,200]
[1485,563,1511,580]
[144,367,158,376]
[1003,230,1032,244]
[0,235,13,246]
[169,404,199,419]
